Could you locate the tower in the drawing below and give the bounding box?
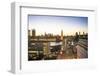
[61,30,64,50]
[32,29,36,37]
[28,30,30,36]
[61,30,63,40]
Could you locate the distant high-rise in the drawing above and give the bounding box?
[32,29,36,37]
[61,30,64,50]
[28,30,30,36]
[79,32,80,35]
[61,30,63,40]
[83,32,85,35]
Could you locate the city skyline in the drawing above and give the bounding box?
[28,29,87,37]
[28,15,88,36]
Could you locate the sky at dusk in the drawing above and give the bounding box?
[28,15,88,36]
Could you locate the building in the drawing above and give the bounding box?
[32,29,36,37]
[28,30,30,36]
[61,30,64,50]
[61,30,63,40]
